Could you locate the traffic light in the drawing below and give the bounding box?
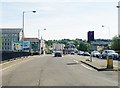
[88,31,94,42]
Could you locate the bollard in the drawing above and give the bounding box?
[107,54,113,69]
[90,54,92,62]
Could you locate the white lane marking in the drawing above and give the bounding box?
[0,64,18,71]
[73,60,79,63]
[0,58,32,71]
[113,65,118,68]
[81,64,94,70]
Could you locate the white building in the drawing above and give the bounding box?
[52,43,65,51]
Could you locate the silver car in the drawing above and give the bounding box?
[91,51,101,58]
[101,50,119,60]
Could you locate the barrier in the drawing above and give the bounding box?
[1,51,30,61]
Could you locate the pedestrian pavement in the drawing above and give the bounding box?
[74,55,120,71]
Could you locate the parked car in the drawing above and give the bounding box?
[54,51,63,57]
[77,51,84,55]
[91,51,101,58]
[101,50,119,60]
[70,51,75,55]
[83,52,90,56]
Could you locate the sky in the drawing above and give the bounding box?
[0,0,119,40]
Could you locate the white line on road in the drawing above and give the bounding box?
[73,60,79,63]
[0,58,32,71]
[113,65,118,68]
[0,63,18,71]
[81,64,94,71]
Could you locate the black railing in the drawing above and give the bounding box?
[1,51,31,61]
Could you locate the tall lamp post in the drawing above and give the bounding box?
[102,25,110,39]
[116,4,120,36]
[22,11,36,41]
[102,25,111,48]
[38,28,46,55]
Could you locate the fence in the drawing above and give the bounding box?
[1,51,30,61]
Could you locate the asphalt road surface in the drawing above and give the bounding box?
[1,55,118,86]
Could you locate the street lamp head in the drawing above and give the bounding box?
[116,6,120,8]
[102,25,104,27]
[44,28,46,30]
[32,11,36,13]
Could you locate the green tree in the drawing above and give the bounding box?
[78,42,90,52]
[111,35,120,52]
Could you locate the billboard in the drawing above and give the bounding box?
[23,41,30,50]
[12,41,30,51]
[87,31,94,42]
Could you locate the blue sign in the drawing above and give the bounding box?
[23,41,30,50]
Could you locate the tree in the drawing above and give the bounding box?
[77,42,90,52]
[111,35,120,52]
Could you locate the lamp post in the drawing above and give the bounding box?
[22,11,36,41]
[102,25,110,39]
[38,28,46,55]
[116,3,120,36]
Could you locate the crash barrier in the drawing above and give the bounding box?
[1,51,31,61]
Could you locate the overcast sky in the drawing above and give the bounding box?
[0,0,119,40]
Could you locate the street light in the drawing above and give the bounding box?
[116,6,120,8]
[38,28,46,39]
[22,11,36,40]
[102,25,111,49]
[102,25,110,39]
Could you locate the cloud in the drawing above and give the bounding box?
[1,0,119,3]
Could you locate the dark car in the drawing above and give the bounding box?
[54,51,63,57]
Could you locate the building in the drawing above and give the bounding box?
[90,40,111,51]
[0,28,23,51]
[87,31,94,42]
[64,44,76,54]
[52,43,65,51]
[24,38,40,54]
[40,37,46,54]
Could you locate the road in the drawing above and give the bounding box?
[1,55,118,86]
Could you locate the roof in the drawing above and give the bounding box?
[0,28,22,34]
[24,38,40,42]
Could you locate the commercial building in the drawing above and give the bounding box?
[0,28,23,51]
[24,38,40,54]
[90,40,111,51]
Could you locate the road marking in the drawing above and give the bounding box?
[81,64,94,71]
[73,60,79,63]
[113,65,118,68]
[0,58,32,71]
[0,63,18,71]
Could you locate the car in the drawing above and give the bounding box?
[101,50,119,60]
[91,51,101,58]
[70,51,75,55]
[83,52,90,56]
[54,51,63,57]
[77,51,84,55]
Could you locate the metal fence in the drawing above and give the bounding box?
[1,51,30,61]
